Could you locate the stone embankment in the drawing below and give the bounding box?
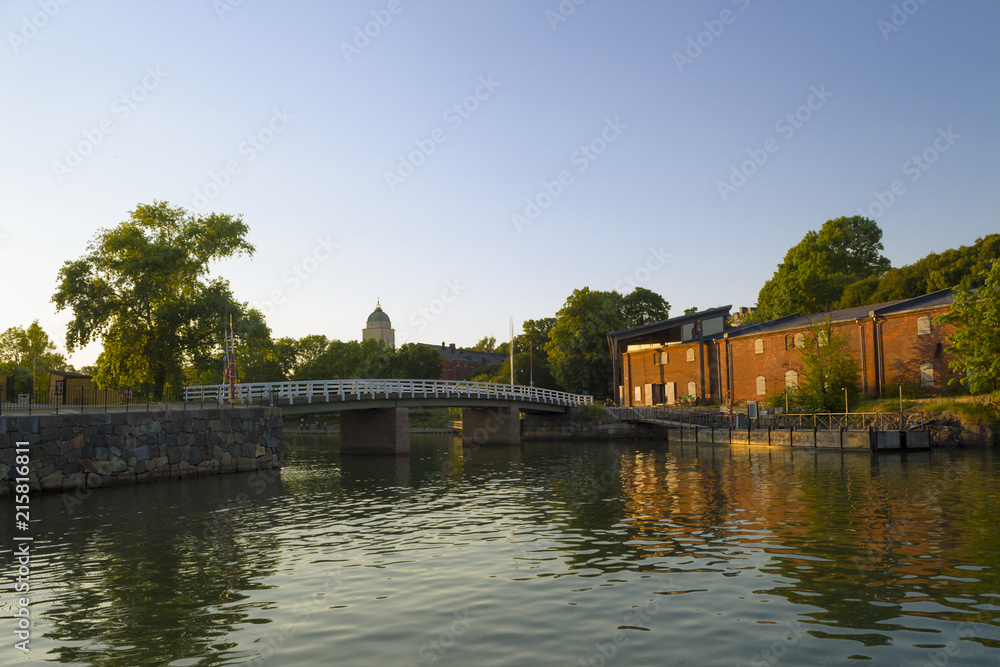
[0,406,281,496]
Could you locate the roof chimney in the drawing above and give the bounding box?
[450,343,456,351]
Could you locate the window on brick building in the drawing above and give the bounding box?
[756,376,766,395]
[784,369,798,390]
[794,333,805,349]
[785,335,793,350]
[686,348,695,362]
[920,362,935,387]
[817,330,828,347]
[634,386,642,402]
[687,381,697,398]
[655,351,668,365]
[754,339,764,354]
[917,316,931,336]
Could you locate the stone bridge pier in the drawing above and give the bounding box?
[461,407,521,447]
[340,407,410,455]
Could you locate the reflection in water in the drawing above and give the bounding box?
[1,435,998,665]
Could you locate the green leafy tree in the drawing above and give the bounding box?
[793,320,861,413]
[546,288,624,397]
[937,258,1000,396]
[52,202,254,397]
[0,321,69,396]
[471,336,496,353]
[756,216,891,320]
[391,343,443,379]
[620,287,670,327]
[839,233,1000,308]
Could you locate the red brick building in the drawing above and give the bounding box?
[608,290,960,407]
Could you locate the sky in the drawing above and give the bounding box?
[2,0,998,368]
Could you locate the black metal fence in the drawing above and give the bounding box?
[610,406,928,431]
[1,386,185,415]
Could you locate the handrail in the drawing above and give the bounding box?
[182,379,594,408]
[610,406,927,431]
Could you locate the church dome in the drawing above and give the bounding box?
[367,303,391,325]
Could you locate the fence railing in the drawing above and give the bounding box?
[0,386,187,416]
[610,406,928,431]
[183,379,594,408]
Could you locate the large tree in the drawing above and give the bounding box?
[937,257,1000,396]
[621,287,670,327]
[545,288,625,398]
[52,201,254,397]
[755,216,891,320]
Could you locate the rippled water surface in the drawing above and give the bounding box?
[2,436,999,665]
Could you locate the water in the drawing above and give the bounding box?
[2,435,999,666]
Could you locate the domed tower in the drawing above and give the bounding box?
[362,301,395,348]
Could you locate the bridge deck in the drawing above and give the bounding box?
[183,379,593,415]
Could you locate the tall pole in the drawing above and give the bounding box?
[844,386,848,415]
[509,317,515,387]
[529,344,534,387]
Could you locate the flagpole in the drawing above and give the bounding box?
[509,317,514,387]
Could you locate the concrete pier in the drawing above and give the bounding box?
[462,407,521,447]
[340,407,410,455]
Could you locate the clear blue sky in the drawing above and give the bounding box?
[2,0,998,367]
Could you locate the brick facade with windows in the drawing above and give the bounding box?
[609,290,961,407]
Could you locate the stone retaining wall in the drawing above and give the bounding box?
[0,407,281,496]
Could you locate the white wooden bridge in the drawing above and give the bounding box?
[183,378,593,413]
[183,379,593,454]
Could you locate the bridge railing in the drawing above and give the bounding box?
[182,379,594,408]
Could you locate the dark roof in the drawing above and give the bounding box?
[607,305,733,345]
[608,305,732,338]
[723,289,955,338]
[417,343,507,365]
[48,370,92,379]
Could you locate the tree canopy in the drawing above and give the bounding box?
[52,201,254,396]
[0,321,69,396]
[938,257,1000,396]
[292,339,442,381]
[545,288,625,398]
[838,234,1000,308]
[754,216,890,320]
[621,287,670,327]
